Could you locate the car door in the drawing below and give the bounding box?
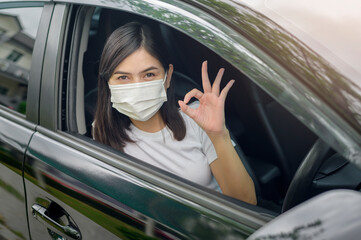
[0,1,48,239]
[24,2,272,240]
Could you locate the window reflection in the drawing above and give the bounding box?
[0,8,42,114]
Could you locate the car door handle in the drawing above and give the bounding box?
[32,203,81,240]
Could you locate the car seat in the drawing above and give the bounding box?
[250,82,317,188]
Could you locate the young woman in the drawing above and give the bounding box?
[93,22,256,205]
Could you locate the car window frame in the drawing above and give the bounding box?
[39,2,73,130]
[27,2,53,124]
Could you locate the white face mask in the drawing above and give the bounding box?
[109,73,167,121]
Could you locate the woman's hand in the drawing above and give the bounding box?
[178,61,234,136]
[179,61,256,204]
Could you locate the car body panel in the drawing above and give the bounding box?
[24,126,255,239]
[0,109,35,240]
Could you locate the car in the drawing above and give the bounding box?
[0,0,360,239]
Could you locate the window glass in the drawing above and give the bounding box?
[0,7,43,114]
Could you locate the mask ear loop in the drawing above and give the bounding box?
[163,71,168,84]
[161,70,169,141]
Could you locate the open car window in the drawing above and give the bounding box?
[61,3,361,214]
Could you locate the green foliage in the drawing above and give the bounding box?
[18,101,26,115]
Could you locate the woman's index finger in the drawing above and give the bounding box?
[201,61,212,93]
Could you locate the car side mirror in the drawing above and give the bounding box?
[248,189,361,240]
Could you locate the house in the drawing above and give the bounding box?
[0,12,34,113]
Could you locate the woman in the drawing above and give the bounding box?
[93,22,256,205]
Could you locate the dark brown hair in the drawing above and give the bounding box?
[93,22,186,151]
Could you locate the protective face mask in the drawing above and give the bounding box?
[109,73,167,121]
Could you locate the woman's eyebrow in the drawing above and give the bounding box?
[141,66,159,72]
[112,71,129,75]
[112,66,159,75]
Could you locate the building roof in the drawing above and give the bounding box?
[0,12,23,31]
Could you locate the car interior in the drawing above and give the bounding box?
[64,6,361,214]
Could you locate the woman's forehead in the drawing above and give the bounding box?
[113,47,163,74]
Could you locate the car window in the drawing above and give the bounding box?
[70,6,309,201]
[62,4,360,214]
[66,6,288,206]
[0,7,43,115]
[64,6,264,203]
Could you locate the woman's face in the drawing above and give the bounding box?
[109,47,166,85]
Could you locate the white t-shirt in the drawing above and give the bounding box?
[124,111,221,191]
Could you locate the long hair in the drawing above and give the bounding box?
[93,22,186,151]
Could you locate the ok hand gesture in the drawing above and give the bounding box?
[178,61,234,136]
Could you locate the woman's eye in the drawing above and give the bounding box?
[145,73,155,78]
[117,75,128,80]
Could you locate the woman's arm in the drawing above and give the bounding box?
[208,129,257,205]
[178,61,257,205]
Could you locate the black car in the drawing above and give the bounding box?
[0,0,360,239]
